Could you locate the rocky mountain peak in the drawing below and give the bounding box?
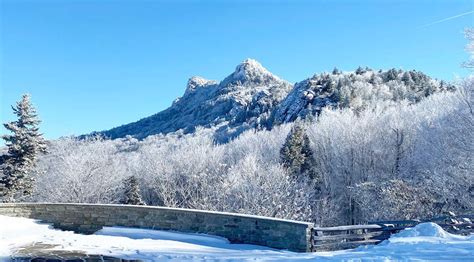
[185,76,217,95]
[220,58,282,87]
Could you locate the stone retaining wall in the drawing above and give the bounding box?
[0,203,313,252]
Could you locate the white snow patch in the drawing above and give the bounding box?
[1,215,473,261]
[393,222,456,239]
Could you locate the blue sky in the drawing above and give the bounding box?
[1,0,473,141]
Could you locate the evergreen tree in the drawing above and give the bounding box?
[1,94,47,202]
[369,74,377,84]
[280,124,317,180]
[120,176,145,205]
[385,68,399,81]
[355,66,365,75]
[401,71,413,85]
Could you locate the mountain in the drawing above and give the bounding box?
[95,61,454,141]
[98,59,292,140]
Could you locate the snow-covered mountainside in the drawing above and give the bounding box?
[273,67,454,123]
[96,61,454,141]
[98,59,292,140]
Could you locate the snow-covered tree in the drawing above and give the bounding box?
[350,179,434,221]
[463,28,474,68]
[33,136,127,203]
[280,124,316,180]
[355,66,365,75]
[1,94,47,202]
[120,176,145,205]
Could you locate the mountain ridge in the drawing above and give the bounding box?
[94,60,454,141]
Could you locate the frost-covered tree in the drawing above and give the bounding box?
[120,176,145,205]
[401,71,413,85]
[355,66,365,75]
[280,124,316,180]
[463,28,474,68]
[1,94,47,202]
[350,179,434,221]
[33,136,127,203]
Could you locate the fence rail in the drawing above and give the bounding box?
[310,214,473,251]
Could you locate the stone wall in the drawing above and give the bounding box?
[0,203,313,252]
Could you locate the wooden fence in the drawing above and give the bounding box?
[310,214,474,251]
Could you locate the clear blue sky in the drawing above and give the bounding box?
[1,0,473,141]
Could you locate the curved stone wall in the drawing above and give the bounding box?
[0,203,313,252]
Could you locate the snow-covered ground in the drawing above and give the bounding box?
[1,215,473,261]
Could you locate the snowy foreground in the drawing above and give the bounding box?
[1,215,473,261]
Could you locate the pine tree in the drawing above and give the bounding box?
[385,68,399,81]
[280,124,317,180]
[1,94,47,202]
[355,66,365,75]
[120,176,145,205]
[369,74,377,84]
[401,71,413,85]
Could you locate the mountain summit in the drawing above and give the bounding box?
[95,62,453,142]
[220,58,282,87]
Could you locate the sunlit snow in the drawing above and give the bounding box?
[1,215,473,261]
